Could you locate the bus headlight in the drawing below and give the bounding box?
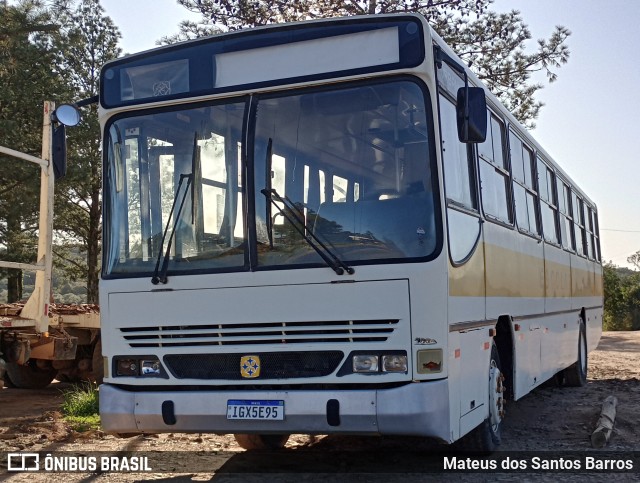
[115,358,139,376]
[352,355,379,373]
[114,356,164,377]
[141,359,161,376]
[382,354,408,372]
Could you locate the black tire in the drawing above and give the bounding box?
[234,433,290,450]
[459,342,504,453]
[5,361,56,389]
[91,338,104,385]
[563,320,587,387]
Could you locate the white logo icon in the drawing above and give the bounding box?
[7,453,39,471]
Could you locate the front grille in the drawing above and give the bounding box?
[163,351,344,380]
[119,319,398,348]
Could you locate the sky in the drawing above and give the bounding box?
[100,0,640,268]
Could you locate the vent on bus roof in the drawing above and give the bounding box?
[119,319,399,348]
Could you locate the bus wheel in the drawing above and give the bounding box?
[462,342,504,452]
[234,433,290,450]
[5,361,56,389]
[563,319,587,387]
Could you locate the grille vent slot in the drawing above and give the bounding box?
[120,319,399,348]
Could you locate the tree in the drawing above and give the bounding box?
[603,262,627,331]
[603,262,640,331]
[169,0,570,127]
[0,0,65,302]
[50,0,121,303]
[628,251,640,271]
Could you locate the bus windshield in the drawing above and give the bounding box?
[103,79,440,278]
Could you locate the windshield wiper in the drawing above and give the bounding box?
[264,138,274,248]
[151,173,193,285]
[261,188,354,276]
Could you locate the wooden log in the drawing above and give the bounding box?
[591,395,618,448]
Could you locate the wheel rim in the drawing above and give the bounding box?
[489,361,505,430]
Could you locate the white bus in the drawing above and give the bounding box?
[97,13,603,451]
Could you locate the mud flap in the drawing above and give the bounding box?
[29,335,78,360]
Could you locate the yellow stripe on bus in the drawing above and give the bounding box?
[449,243,603,298]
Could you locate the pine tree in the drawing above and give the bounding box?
[51,0,121,303]
[0,1,64,302]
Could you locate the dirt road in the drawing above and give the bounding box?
[0,331,638,482]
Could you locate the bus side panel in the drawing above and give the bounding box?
[539,312,573,384]
[447,330,461,442]
[541,244,575,380]
[571,255,595,310]
[448,245,485,324]
[457,327,492,438]
[484,223,544,319]
[513,317,541,398]
[544,244,572,314]
[483,222,545,401]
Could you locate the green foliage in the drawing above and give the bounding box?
[0,0,121,304]
[169,0,571,127]
[1,244,89,303]
[61,382,101,431]
[61,382,99,417]
[64,414,101,432]
[603,262,640,331]
[49,0,121,303]
[0,0,65,301]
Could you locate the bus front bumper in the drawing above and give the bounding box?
[100,380,450,441]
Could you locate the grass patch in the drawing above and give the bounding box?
[60,382,100,432]
[64,414,101,432]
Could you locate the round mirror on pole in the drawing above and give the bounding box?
[54,104,81,127]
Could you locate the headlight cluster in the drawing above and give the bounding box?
[114,356,164,377]
[352,353,408,373]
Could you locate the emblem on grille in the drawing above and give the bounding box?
[240,355,261,378]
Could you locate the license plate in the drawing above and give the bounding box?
[226,400,285,420]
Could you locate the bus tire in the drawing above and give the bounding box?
[563,320,587,387]
[460,342,504,452]
[5,361,56,389]
[234,433,290,450]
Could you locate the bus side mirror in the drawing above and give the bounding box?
[456,87,487,143]
[52,124,67,180]
[51,104,81,180]
[54,104,81,127]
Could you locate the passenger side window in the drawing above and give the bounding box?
[537,156,559,244]
[558,180,576,251]
[510,130,539,235]
[439,95,476,210]
[584,203,593,259]
[592,210,601,261]
[479,112,511,223]
[573,193,587,256]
